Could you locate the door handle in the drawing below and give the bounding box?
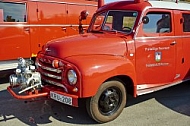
[61,27,66,32]
[24,27,30,32]
[170,41,177,45]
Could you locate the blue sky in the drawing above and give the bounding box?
[105,0,117,3]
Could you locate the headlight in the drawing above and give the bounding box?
[67,69,77,85]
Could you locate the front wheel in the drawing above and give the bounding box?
[86,80,127,123]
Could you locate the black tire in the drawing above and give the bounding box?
[86,80,127,123]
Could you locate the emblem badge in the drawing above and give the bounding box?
[155,52,161,62]
[45,47,51,52]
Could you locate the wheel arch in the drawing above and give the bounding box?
[104,75,135,97]
[65,55,137,98]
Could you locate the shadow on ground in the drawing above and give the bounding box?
[0,75,189,125]
[127,82,190,116]
[0,76,96,125]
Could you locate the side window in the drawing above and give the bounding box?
[104,16,113,30]
[0,2,26,22]
[0,9,3,22]
[143,12,171,33]
[183,13,190,32]
[92,12,106,31]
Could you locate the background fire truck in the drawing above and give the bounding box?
[0,0,98,71]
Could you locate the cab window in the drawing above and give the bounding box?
[103,11,137,33]
[143,12,171,33]
[0,2,26,22]
[90,10,137,34]
[183,13,190,32]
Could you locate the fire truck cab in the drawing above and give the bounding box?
[8,0,190,123]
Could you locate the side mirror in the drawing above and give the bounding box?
[80,10,89,21]
[79,10,89,34]
[142,16,149,24]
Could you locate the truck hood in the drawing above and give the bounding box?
[43,33,127,59]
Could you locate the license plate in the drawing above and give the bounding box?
[50,91,72,106]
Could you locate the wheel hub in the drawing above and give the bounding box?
[99,87,121,115]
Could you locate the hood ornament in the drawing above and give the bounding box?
[45,47,51,52]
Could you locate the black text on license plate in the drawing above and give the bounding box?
[50,91,72,106]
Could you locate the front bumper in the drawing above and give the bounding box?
[7,85,79,107]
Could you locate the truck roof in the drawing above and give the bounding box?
[98,0,190,12]
[149,1,190,11]
[1,0,97,5]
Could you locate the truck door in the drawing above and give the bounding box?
[135,9,176,85]
[0,1,30,61]
[179,11,190,80]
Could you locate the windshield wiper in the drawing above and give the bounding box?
[108,29,125,34]
[90,30,104,33]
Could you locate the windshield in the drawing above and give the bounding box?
[89,10,138,34]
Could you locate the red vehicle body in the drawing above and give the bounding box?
[0,0,97,71]
[8,0,190,123]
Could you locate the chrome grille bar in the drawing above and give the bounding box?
[38,62,62,73]
[42,79,68,92]
[41,72,62,80]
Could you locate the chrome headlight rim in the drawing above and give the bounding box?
[67,69,77,85]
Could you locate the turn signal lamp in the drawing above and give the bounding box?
[52,60,59,68]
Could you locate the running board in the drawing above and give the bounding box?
[136,80,187,96]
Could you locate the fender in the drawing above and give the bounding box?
[65,54,137,97]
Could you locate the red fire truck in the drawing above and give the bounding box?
[0,0,98,71]
[7,0,190,123]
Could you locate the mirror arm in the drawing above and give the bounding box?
[79,18,84,34]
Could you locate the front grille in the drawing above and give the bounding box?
[42,79,68,92]
[40,65,61,73]
[38,57,64,88]
[41,72,61,80]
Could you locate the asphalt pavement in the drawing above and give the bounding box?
[0,75,190,126]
